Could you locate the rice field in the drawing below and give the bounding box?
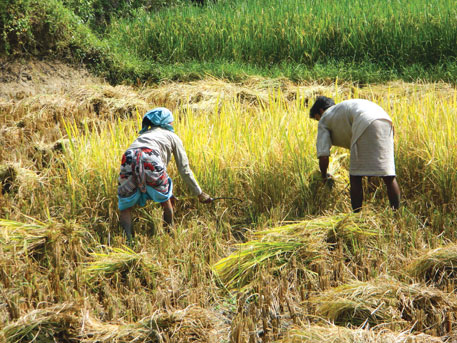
[1,73,457,342]
[104,0,457,82]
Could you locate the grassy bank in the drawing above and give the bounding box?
[2,0,457,83]
[106,0,457,79]
[102,0,457,82]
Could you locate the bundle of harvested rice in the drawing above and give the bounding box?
[407,245,457,287]
[308,277,457,335]
[213,213,379,290]
[31,138,73,168]
[280,324,444,343]
[0,164,17,194]
[0,163,43,198]
[79,312,160,343]
[83,246,156,282]
[141,306,220,343]
[309,279,402,328]
[0,217,86,256]
[1,303,221,343]
[81,305,220,343]
[1,303,80,343]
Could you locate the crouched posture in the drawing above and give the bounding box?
[118,107,212,241]
[309,97,401,212]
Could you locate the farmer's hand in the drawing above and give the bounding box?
[323,173,335,189]
[198,192,213,204]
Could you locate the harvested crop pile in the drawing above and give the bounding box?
[307,277,457,335]
[408,245,457,289]
[0,217,88,257]
[0,164,17,194]
[213,213,381,290]
[1,303,221,343]
[83,245,156,285]
[281,324,444,343]
[1,303,81,343]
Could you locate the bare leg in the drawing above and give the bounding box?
[119,208,134,241]
[161,199,174,231]
[350,175,363,212]
[382,176,401,210]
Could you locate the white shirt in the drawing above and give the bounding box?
[316,99,392,157]
[128,127,202,195]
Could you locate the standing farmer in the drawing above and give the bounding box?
[118,107,212,241]
[309,96,401,212]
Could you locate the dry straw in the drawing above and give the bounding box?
[280,324,444,343]
[80,306,219,343]
[1,303,220,343]
[213,213,380,290]
[0,163,42,197]
[83,245,156,282]
[0,217,87,256]
[307,277,457,335]
[408,245,457,288]
[1,303,81,343]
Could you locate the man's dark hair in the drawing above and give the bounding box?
[309,96,335,118]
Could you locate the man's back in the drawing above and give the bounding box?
[317,99,392,154]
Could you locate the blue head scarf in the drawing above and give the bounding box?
[139,107,174,134]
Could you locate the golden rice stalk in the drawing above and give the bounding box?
[1,303,80,343]
[140,306,219,343]
[213,213,379,290]
[0,218,49,254]
[280,324,443,343]
[80,305,219,343]
[0,217,86,255]
[309,279,402,327]
[0,164,17,193]
[1,302,219,343]
[83,245,156,281]
[407,245,457,287]
[214,239,321,291]
[79,312,160,343]
[308,277,457,334]
[0,163,43,196]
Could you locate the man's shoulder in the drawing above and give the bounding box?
[337,99,372,108]
[335,99,386,114]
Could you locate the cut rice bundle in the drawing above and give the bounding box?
[281,324,444,343]
[214,213,380,290]
[408,245,457,288]
[307,277,457,335]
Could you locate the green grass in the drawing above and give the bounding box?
[3,0,457,84]
[102,0,457,83]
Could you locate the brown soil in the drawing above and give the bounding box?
[0,57,103,100]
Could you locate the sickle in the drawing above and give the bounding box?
[210,197,243,202]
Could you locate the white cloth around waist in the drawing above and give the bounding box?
[349,119,395,176]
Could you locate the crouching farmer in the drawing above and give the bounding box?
[118,107,212,242]
[309,96,401,212]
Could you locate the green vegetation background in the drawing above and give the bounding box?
[2,0,457,84]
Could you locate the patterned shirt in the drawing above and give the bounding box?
[128,127,202,195]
